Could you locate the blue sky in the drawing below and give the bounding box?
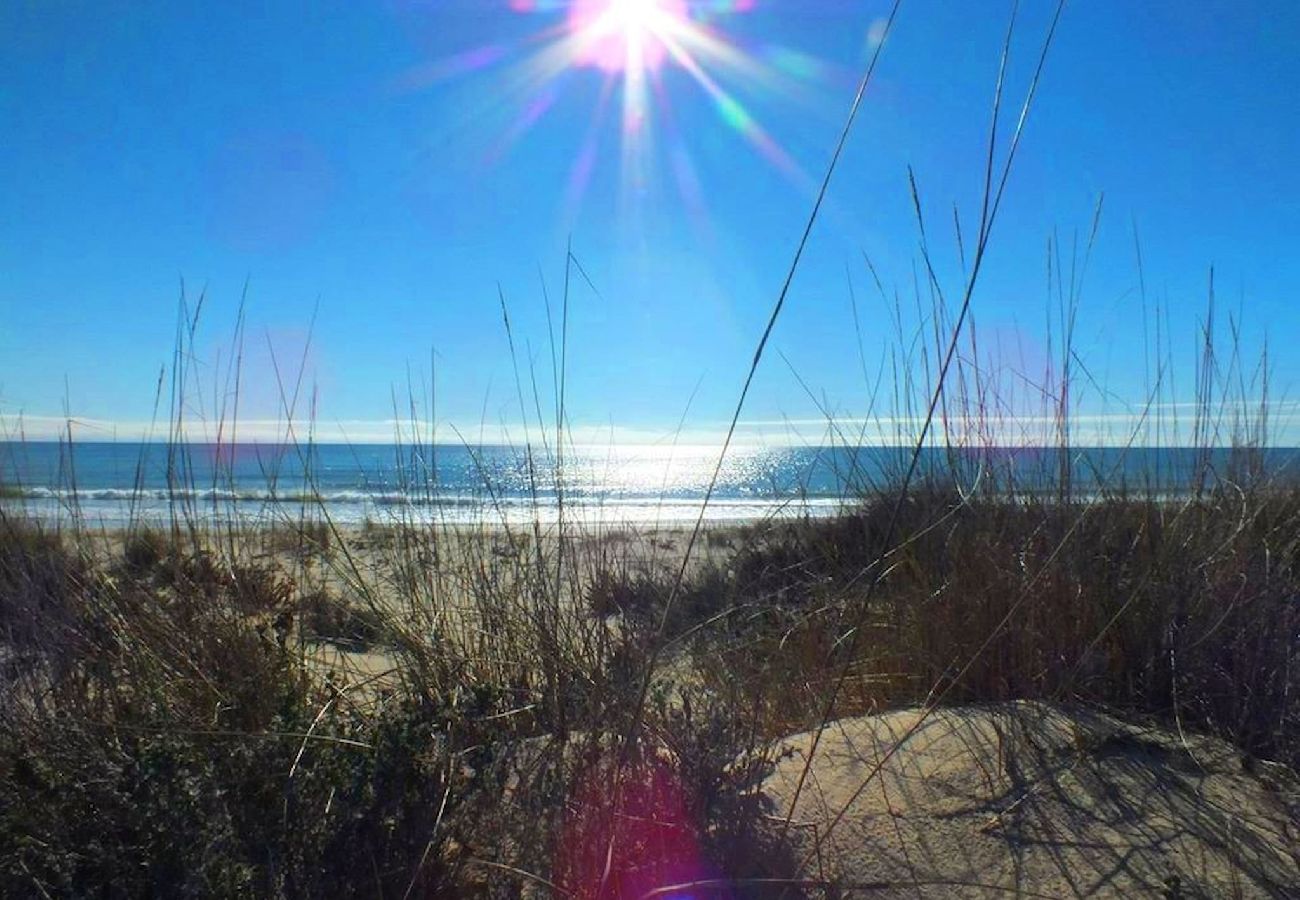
[2,0,1298,445]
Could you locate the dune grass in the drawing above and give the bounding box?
[2,450,1298,896]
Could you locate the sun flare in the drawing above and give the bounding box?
[567,0,689,73]
[429,1,821,220]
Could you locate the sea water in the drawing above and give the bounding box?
[2,441,1297,528]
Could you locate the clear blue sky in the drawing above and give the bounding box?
[2,1,1298,445]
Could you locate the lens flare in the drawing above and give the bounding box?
[567,0,689,73]
[405,2,836,221]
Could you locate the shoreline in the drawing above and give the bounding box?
[0,493,850,531]
[6,482,1291,534]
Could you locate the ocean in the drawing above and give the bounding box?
[2,441,1298,528]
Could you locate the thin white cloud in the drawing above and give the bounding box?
[866,17,889,50]
[3,403,1297,449]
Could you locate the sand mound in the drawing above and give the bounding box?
[762,703,1299,898]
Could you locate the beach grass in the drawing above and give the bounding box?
[2,432,1297,895]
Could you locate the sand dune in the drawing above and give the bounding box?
[763,702,1299,897]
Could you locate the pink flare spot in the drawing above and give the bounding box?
[623,107,648,135]
[556,755,728,898]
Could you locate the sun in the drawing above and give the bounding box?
[567,0,690,73]
[421,1,823,221]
